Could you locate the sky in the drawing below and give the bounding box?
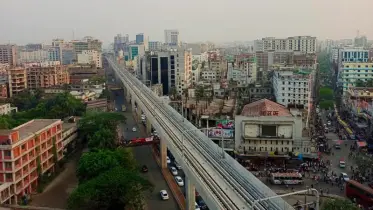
[0,0,373,45]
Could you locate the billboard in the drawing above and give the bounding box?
[202,129,234,138]
[216,120,234,129]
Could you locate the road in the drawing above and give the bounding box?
[112,88,179,210]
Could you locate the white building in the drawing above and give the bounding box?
[23,61,61,68]
[0,103,17,115]
[192,53,208,63]
[227,62,257,86]
[19,50,49,64]
[148,41,162,51]
[272,65,314,108]
[235,99,309,154]
[254,36,317,54]
[77,50,102,68]
[164,29,179,46]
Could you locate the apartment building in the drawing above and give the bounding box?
[148,41,162,51]
[68,65,104,84]
[0,119,64,204]
[254,36,317,54]
[26,63,70,90]
[7,67,27,97]
[19,50,49,64]
[292,53,317,69]
[164,30,179,46]
[272,65,314,108]
[72,39,102,59]
[340,62,373,92]
[0,45,17,66]
[77,50,102,68]
[184,50,192,88]
[227,62,257,86]
[48,47,62,62]
[0,69,8,98]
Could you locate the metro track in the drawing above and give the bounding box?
[107,56,294,210]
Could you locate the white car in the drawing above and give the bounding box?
[341,172,350,181]
[195,202,201,210]
[175,176,184,186]
[166,156,171,164]
[174,161,182,170]
[132,127,137,132]
[170,167,178,176]
[160,190,169,200]
[327,121,331,126]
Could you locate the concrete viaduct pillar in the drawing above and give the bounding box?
[185,177,196,210]
[160,138,167,169]
[146,119,152,134]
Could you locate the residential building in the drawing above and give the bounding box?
[72,39,102,59]
[354,35,368,48]
[62,118,78,154]
[26,63,70,90]
[255,51,269,71]
[0,45,17,66]
[227,62,257,86]
[0,104,17,115]
[7,67,27,97]
[184,50,192,89]
[0,84,8,98]
[19,50,49,63]
[0,119,64,204]
[51,39,64,47]
[339,47,369,63]
[60,43,75,65]
[68,65,104,84]
[272,65,314,108]
[148,41,162,51]
[254,36,317,54]
[369,48,373,62]
[77,50,102,68]
[235,99,308,154]
[292,53,317,69]
[25,44,43,51]
[340,62,373,92]
[114,34,129,55]
[129,45,145,61]
[164,30,179,46]
[136,33,144,44]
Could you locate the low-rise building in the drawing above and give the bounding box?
[235,99,309,155]
[68,65,104,84]
[0,119,64,204]
[0,104,17,115]
[62,117,78,154]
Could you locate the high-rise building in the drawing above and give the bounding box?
[48,47,62,62]
[19,50,49,63]
[148,41,162,51]
[25,44,43,51]
[0,45,17,66]
[72,39,102,59]
[164,30,179,46]
[254,36,317,54]
[129,45,145,61]
[136,33,144,44]
[114,34,129,55]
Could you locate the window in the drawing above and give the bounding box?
[261,125,276,137]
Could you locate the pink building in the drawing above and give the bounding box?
[0,119,64,204]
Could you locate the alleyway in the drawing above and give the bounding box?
[30,151,81,209]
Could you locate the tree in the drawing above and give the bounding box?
[87,128,117,150]
[319,100,334,109]
[354,153,373,175]
[76,148,137,183]
[319,87,334,100]
[78,112,125,140]
[67,166,153,210]
[169,87,178,100]
[195,85,205,104]
[322,198,360,210]
[11,89,39,111]
[89,76,106,85]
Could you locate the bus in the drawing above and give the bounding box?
[270,172,303,185]
[345,180,373,208]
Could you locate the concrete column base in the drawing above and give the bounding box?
[185,177,196,210]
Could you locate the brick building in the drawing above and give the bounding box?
[26,64,70,90]
[0,119,64,204]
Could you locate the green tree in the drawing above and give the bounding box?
[322,198,360,210]
[67,166,153,210]
[319,100,334,109]
[319,87,334,100]
[89,76,106,85]
[169,87,178,100]
[76,148,137,183]
[87,128,117,150]
[78,112,125,140]
[354,153,373,175]
[195,85,205,104]
[11,89,39,111]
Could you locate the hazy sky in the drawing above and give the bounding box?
[1,0,372,45]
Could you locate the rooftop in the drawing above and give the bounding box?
[240,99,292,117]
[13,119,61,140]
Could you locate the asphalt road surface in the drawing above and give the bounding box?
[112,88,179,210]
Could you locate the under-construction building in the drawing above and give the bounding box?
[27,64,70,90]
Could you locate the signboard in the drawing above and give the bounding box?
[202,129,234,138]
[216,120,234,129]
[260,111,279,116]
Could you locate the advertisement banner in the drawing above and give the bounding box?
[203,129,234,138]
[216,120,234,129]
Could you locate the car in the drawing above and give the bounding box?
[339,161,346,168]
[174,161,182,170]
[334,143,341,149]
[197,199,208,210]
[327,121,331,126]
[132,127,137,132]
[175,176,184,186]
[160,190,169,200]
[340,172,350,181]
[166,156,171,164]
[195,202,201,210]
[170,167,178,176]
[142,165,148,172]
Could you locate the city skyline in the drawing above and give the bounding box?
[1,0,373,45]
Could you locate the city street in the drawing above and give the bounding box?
[112,89,179,210]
